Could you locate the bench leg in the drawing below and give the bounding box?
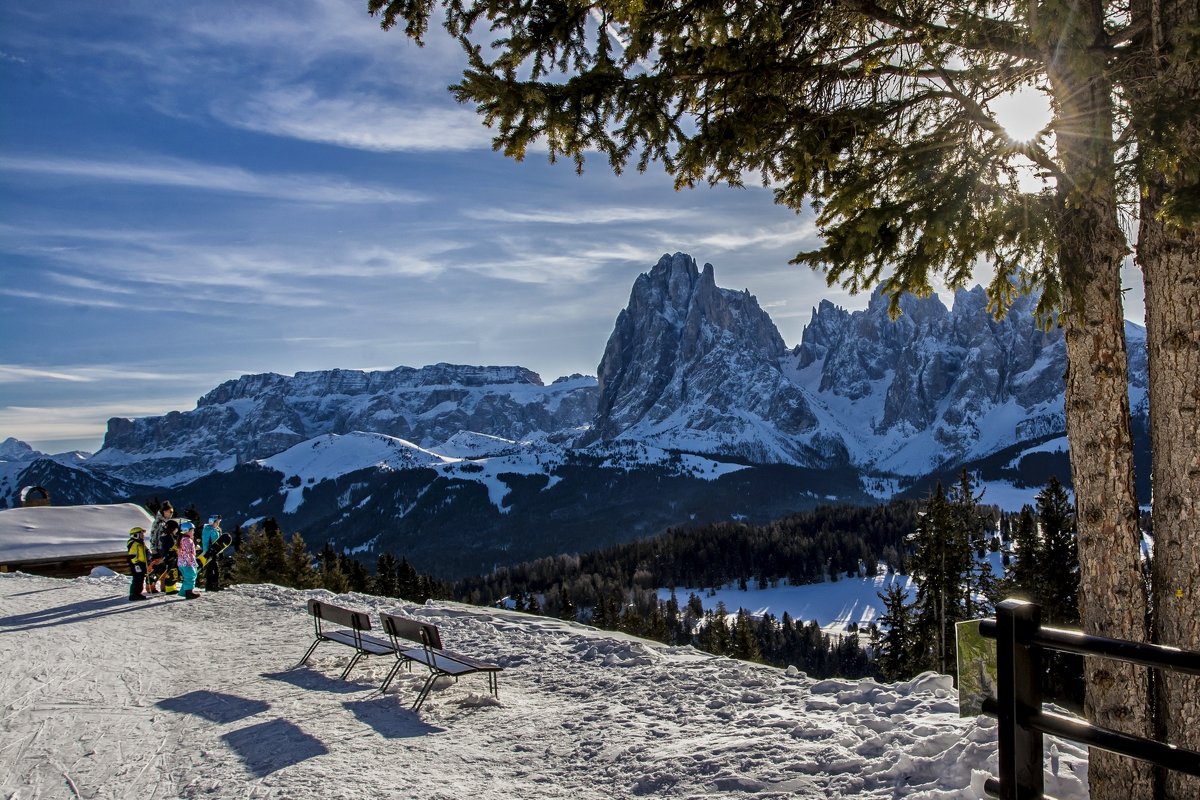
[297,638,322,668]
[411,672,438,711]
[340,651,366,680]
[379,656,411,692]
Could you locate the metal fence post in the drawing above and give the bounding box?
[996,599,1044,800]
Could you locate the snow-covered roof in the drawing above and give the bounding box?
[0,503,153,563]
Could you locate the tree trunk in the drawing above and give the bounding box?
[1142,184,1200,800]
[1059,238,1155,800]
[1045,2,1153,797]
[1132,0,1200,795]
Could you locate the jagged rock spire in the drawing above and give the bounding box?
[587,253,830,464]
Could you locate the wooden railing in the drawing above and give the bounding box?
[978,598,1200,800]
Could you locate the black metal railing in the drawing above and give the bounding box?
[978,598,1200,800]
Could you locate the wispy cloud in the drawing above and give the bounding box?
[0,288,129,310]
[44,272,142,296]
[466,206,694,225]
[213,86,493,152]
[695,221,818,252]
[457,236,635,286]
[0,363,223,384]
[0,224,453,311]
[0,365,95,383]
[0,154,424,204]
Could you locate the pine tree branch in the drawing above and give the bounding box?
[931,62,1064,183]
[836,0,1039,61]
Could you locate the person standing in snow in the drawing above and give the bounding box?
[127,526,149,601]
[201,514,223,592]
[149,518,180,594]
[176,521,200,600]
[148,501,174,556]
[147,502,176,594]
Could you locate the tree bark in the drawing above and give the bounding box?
[1059,235,1155,800]
[1045,2,1154,797]
[1132,0,1200,795]
[1142,189,1200,800]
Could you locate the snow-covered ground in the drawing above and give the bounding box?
[0,572,1089,799]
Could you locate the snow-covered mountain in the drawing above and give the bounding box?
[149,429,846,578]
[585,253,843,466]
[0,437,115,509]
[88,365,598,486]
[786,287,1077,476]
[0,437,39,462]
[587,253,1147,479]
[64,252,1147,492]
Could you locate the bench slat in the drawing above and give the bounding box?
[438,650,501,672]
[307,598,372,631]
[323,630,394,656]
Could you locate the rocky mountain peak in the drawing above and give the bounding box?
[197,364,546,409]
[786,283,1092,474]
[588,253,827,464]
[0,437,38,462]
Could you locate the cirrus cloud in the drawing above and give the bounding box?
[212,86,494,152]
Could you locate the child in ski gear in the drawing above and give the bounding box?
[201,514,223,592]
[152,518,181,594]
[177,521,199,600]
[127,526,149,601]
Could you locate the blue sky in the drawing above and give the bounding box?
[0,0,857,454]
[0,1,1139,455]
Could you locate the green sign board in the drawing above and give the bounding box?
[956,619,998,717]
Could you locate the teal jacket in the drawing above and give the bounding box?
[201,523,221,553]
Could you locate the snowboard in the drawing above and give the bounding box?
[197,532,233,571]
[147,557,179,592]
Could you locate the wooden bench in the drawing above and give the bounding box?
[379,611,502,710]
[299,599,396,681]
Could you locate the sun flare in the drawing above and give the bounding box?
[991,85,1052,144]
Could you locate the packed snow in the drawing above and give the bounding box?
[0,572,1089,799]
